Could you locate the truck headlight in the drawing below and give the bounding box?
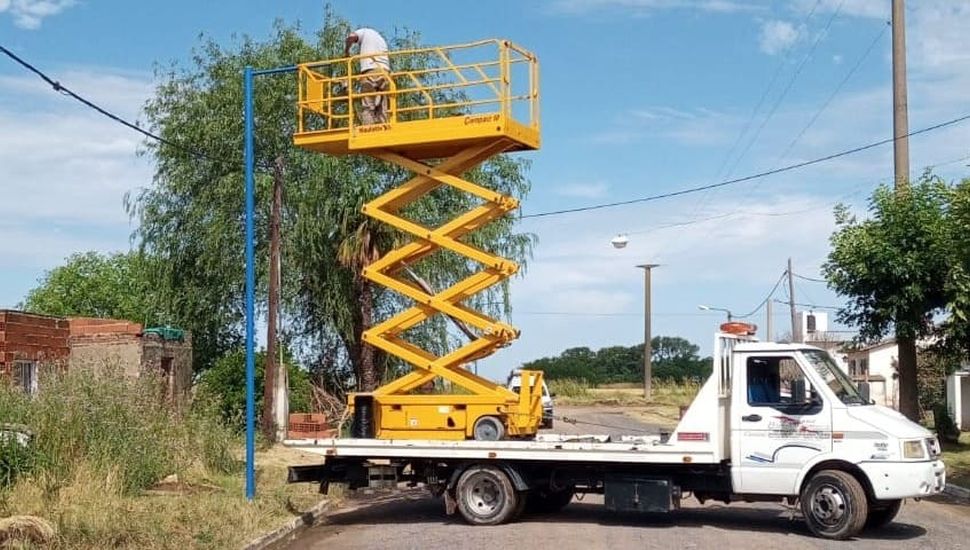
[902,439,926,459]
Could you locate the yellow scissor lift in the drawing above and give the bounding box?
[293,40,544,440]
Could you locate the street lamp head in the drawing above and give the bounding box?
[610,234,629,249]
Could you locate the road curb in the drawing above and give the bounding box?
[243,498,332,550]
[944,483,970,500]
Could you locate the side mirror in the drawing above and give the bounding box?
[857,381,871,403]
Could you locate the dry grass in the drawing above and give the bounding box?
[549,379,702,430]
[0,368,330,549]
[0,446,327,549]
[0,515,55,546]
[552,379,701,409]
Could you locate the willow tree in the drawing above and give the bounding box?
[131,13,534,398]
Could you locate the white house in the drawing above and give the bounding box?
[841,340,899,410]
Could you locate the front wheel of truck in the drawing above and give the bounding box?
[800,469,868,540]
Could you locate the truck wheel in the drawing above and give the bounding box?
[526,486,574,514]
[455,465,519,525]
[866,499,902,529]
[800,470,868,540]
[472,416,505,441]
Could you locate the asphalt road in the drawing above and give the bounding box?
[284,407,970,550]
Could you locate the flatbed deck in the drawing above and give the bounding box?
[284,435,718,465]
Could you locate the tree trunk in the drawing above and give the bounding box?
[896,336,919,421]
[262,158,284,442]
[358,279,379,391]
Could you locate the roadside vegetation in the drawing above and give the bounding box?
[942,433,970,488]
[0,369,323,548]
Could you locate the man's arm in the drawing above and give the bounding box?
[344,33,358,57]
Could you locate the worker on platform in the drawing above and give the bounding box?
[345,27,391,125]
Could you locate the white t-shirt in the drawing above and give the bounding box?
[353,28,390,73]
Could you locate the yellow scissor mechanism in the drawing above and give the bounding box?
[294,39,544,440]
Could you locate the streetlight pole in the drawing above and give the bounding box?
[637,264,659,400]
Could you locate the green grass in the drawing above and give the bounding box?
[942,432,970,488]
[0,368,326,548]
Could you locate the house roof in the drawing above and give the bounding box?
[842,338,897,354]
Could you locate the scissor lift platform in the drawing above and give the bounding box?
[293,39,543,441]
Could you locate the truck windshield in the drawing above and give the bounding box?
[802,350,868,405]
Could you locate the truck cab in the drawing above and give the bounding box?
[672,329,945,537]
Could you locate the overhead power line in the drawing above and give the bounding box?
[736,270,788,319]
[777,20,890,164]
[793,273,828,283]
[0,44,245,168]
[725,0,847,179]
[520,111,970,220]
[773,298,841,310]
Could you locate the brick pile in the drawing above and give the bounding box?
[287,413,334,439]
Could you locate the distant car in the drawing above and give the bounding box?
[506,369,554,429]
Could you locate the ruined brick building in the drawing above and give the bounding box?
[0,310,192,401]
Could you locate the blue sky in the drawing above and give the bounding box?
[2,1,970,381]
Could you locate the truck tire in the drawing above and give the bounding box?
[800,470,868,540]
[455,465,520,525]
[526,486,574,514]
[472,416,505,441]
[866,499,902,529]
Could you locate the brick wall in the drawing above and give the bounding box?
[0,310,70,376]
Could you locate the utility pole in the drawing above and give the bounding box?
[787,258,799,343]
[638,264,659,400]
[892,0,910,189]
[263,157,284,442]
[891,0,919,421]
[765,298,773,342]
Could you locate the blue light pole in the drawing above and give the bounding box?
[243,66,256,501]
[242,63,297,501]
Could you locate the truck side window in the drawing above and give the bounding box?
[747,357,820,414]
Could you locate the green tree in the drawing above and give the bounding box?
[21,251,162,325]
[823,175,952,420]
[523,336,711,384]
[131,13,533,389]
[196,348,312,430]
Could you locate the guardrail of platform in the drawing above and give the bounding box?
[296,39,538,135]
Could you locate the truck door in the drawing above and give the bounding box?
[732,354,832,495]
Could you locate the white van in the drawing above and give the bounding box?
[507,368,554,428]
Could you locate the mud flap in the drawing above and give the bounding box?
[444,489,458,515]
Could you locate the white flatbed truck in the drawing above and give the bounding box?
[285,332,946,540]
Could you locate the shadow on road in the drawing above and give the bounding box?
[315,491,926,541]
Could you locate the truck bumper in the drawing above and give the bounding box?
[859,459,946,500]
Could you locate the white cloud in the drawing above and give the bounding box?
[832,54,843,64]
[759,20,800,55]
[557,181,610,198]
[0,69,153,284]
[0,0,77,29]
[548,0,762,15]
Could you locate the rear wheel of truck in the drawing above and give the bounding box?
[800,470,868,540]
[455,465,520,525]
[865,499,902,529]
